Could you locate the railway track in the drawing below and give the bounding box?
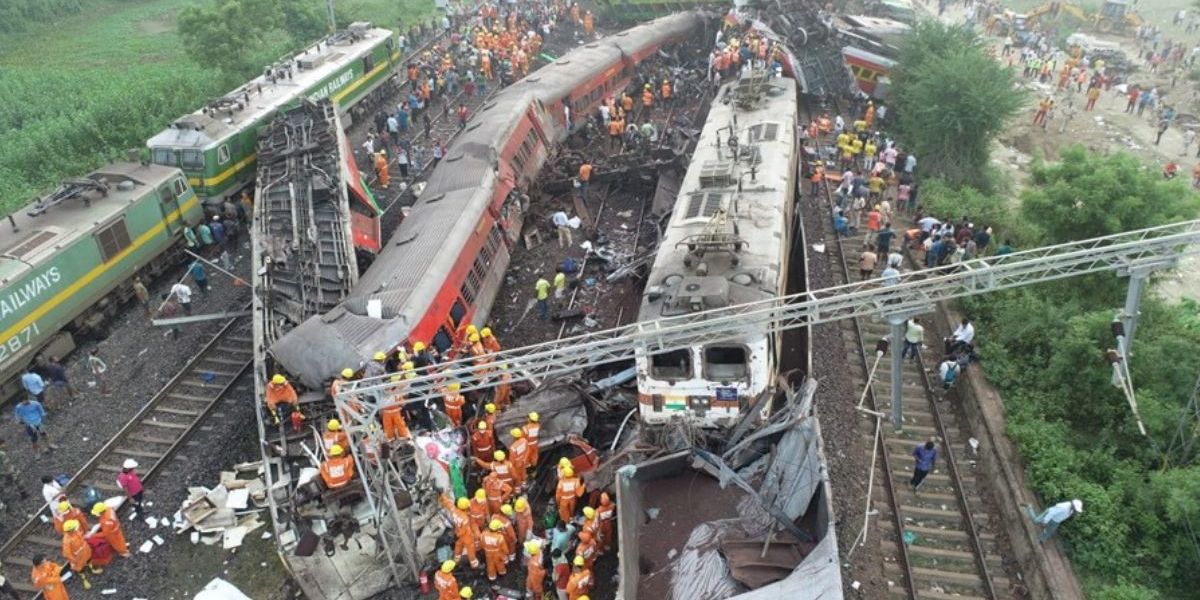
[815,173,1014,598]
[0,313,253,594]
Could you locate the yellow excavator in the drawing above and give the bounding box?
[1026,0,1143,35]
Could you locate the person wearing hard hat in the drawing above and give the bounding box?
[412,341,436,370]
[444,496,480,569]
[364,351,388,378]
[641,83,653,111]
[381,376,411,441]
[264,374,299,426]
[92,502,129,557]
[565,555,592,600]
[494,363,512,410]
[319,445,355,489]
[482,402,498,430]
[555,466,585,524]
[661,79,672,103]
[596,492,616,553]
[52,500,88,535]
[1027,498,1083,542]
[522,412,541,465]
[513,496,535,541]
[322,419,350,453]
[556,456,573,480]
[580,506,601,547]
[442,383,466,427]
[30,554,68,600]
[497,505,518,561]
[507,428,531,484]
[116,458,145,515]
[468,488,489,531]
[524,540,547,599]
[478,449,517,489]
[434,560,460,600]
[483,472,514,514]
[459,587,473,599]
[331,368,361,424]
[480,519,511,581]
[576,530,598,569]
[60,519,99,589]
[480,327,501,354]
[471,420,496,463]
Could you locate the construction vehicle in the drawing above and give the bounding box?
[1025,0,1143,36]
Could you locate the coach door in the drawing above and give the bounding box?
[158,179,186,235]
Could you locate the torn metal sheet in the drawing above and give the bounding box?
[720,538,815,589]
[495,380,588,447]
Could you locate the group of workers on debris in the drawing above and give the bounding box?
[29,460,145,599]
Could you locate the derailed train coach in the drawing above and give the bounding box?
[270,12,707,389]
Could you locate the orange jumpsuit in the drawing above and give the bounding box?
[642,89,653,109]
[472,426,496,463]
[582,516,601,547]
[494,370,512,409]
[320,456,355,488]
[52,508,89,534]
[482,335,501,354]
[583,13,594,36]
[522,420,540,465]
[577,536,599,569]
[496,514,517,558]
[61,529,92,573]
[566,568,593,600]
[480,529,510,580]
[381,399,410,441]
[265,382,298,415]
[661,82,671,101]
[515,503,534,541]
[508,436,530,482]
[97,508,129,555]
[555,475,585,523]
[31,561,69,600]
[468,495,489,532]
[434,570,459,600]
[526,554,547,598]
[483,474,514,514]
[479,456,517,489]
[374,152,390,189]
[450,508,480,568]
[321,429,349,452]
[596,499,616,552]
[443,391,465,427]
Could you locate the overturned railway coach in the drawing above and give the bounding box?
[272,12,707,389]
[636,71,799,427]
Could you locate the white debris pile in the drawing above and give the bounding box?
[172,461,270,549]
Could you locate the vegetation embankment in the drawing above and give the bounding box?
[895,21,1200,600]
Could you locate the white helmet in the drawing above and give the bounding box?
[123,459,138,469]
[1071,499,1083,514]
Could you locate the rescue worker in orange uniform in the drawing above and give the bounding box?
[507,428,531,479]
[52,501,89,535]
[446,496,480,568]
[322,419,349,452]
[31,555,69,600]
[496,505,518,561]
[331,368,360,423]
[522,412,541,465]
[320,444,355,489]
[556,466,585,523]
[596,492,616,552]
[661,79,672,103]
[92,502,129,557]
[265,374,299,425]
[478,450,518,489]
[443,383,465,427]
[481,519,511,581]
[621,93,633,113]
[380,377,411,441]
[641,84,653,112]
[493,364,512,410]
[472,421,496,463]
[583,11,594,36]
[576,530,599,569]
[565,555,593,600]
[483,472,514,514]
[513,496,534,541]
[468,488,489,532]
[60,519,99,590]
[374,150,390,189]
[524,541,547,599]
[435,560,460,600]
[581,506,601,546]
[482,403,498,431]
[459,587,473,599]
[480,327,502,353]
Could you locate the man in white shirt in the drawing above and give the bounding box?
[1027,499,1082,542]
[171,281,193,315]
[552,210,572,248]
[949,317,975,355]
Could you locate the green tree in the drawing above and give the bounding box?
[890,20,1024,190]
[177,0,286,76]
[281,0,330,42]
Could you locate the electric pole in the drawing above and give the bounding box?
[325,0,336,33]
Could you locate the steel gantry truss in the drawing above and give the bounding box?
[333,219,1200,585]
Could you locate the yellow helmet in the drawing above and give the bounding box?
[515,497,528,511]
[271,374,286,385]
[474,488,486,501]
[63,519,80,533]
[529,412,539,422]
[390,374,403,382]
[374,351,387,361]
[644,83,651,89]
[558,457,571,468]
[329,444,345,457]
[466,325,478,335]
[448,382,461,392]
[456,498,470,510]
[327,419,341,431]
[500,504,514,516]
[562,466,575,478]
[405,372,416,380]
[341,368,354,379]
[489,519,503,531]
[469,333,481,343]
[485,403,496,414]
[481,327,493,338]
[525,541,540,554]
[493,450,506,461]
[511,428,524,438]
[583,506,596,519]
[413,342,426,352]
[57,501,70,513]
[91,502,107,517]
[573,555,585,567]
[402,361,415,371]
[441,559,456,573]
[477,421,489,431]
[459,587,473,599]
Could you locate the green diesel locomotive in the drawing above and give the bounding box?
[147,22,402,205]
[0,163,201,401]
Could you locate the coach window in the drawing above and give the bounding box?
[433,327,453,353]
[703,345,749,381]
[180,150,205,169]
[650,349,692,380]
[217,144,231,165]
[449,300,467,328]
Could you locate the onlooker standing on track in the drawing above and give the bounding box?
[15,396,51,453]
[132,277,151,318]
[158,293,182,339]
[20,371,45,404]
[117,459,146,517]
[902,318,924,362]
[87,348,109,396]
[911,439,937,491]
[189,261,209,297]
[1026,499,1082,542]
[43,357,77,404]
[171,281,193,316]
[938,357,961,391]
[858,244,878,280]
[41,476,64,507]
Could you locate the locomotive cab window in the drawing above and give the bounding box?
[217,144,231,165]
[172,177,188,197]
[151,148,176,167]
[363,54,375,73]
[180,150,205,169]
[703,346,748,381]
[95,218,132,263]
[650,349,692,380]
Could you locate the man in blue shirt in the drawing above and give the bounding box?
[911,440,937,491]
[1026,499,1082,542]
[20,371,45,403]
[14,396,51,452]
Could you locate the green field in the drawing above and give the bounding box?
[0,0,436,215]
